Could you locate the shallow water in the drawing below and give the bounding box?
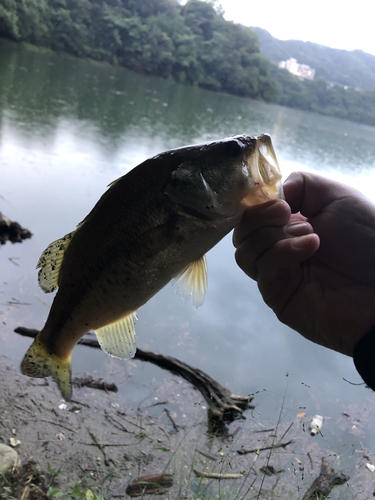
[2,39,375,486]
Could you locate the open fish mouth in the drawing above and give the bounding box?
[244,134,284,205]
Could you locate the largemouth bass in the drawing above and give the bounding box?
[21,134,282,400]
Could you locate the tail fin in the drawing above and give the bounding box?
[21,336,72,401]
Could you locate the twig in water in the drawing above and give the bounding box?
[104,410,131,433]
[35,295,50,307]
[79,442,133,447]
[193,468,243,479]
[158,425,170,440]
[307,452,314,470]
[87,429,113,466]
[343,377,365,386]
[197,449,218,461]
[70,399,90,408]
[116,412,145,430]
[164,408,179,432]
[13,404,34,416]
[144,400,168,409]
[6,301,31,306]
[39,419,78,435]
[237,439,294,455]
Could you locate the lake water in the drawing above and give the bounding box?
[2,39,375,487]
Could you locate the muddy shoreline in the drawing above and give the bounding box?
[0,356,191,498]
[2,355,375,499]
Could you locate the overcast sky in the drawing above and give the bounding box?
[219,0,375,56]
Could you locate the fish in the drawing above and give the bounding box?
[21,134,282,400]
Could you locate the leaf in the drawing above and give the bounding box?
[100,471,116,485]
[85,489,95,500]
[47,488,65,498]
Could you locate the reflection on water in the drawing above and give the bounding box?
[2,39,375,474]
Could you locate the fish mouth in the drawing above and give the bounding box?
[243,134,283,205]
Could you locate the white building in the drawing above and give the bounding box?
[279,58,315,80]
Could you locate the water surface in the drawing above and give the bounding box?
[2,39,375,482]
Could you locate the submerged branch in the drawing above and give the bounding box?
[15,326,254,433]
[72,375,118,393]
[237,439,293,455]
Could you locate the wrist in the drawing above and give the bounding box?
[353,326,375,390]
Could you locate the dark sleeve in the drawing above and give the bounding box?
[353,328,375,390]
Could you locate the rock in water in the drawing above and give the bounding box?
[0,443,21,474]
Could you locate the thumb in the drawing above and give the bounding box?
[284,172,358,218]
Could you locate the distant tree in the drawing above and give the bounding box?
[0,0,19,40]
[2,0,375,124]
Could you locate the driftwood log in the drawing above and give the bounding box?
[302,457,349,500]
[14,327,254,433]
[0,213,32,245]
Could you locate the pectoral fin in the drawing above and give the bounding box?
[172,255,208,308]
[36,230,77,293]
[95,313,137,359]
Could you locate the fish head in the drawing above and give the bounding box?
[164,133,283,221]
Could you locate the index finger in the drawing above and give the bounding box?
[233,199,291,248]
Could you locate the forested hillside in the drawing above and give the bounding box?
[0,0,277,102]
[253,27,375,92]
[1,0,375,125]
[269,64,375,124]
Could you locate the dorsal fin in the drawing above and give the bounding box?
[75,175,124,228]
[95,312,137,359]
[172,255,208,308]
[36,230,77,293]
[107,176,123,188]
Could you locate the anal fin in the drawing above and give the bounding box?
[172,255,208,308]
[95,313,137,360]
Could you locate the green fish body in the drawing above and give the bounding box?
[21,134,282,400]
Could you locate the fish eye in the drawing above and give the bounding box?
[224,139,244,157]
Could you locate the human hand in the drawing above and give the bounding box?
[233,171,375,357]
